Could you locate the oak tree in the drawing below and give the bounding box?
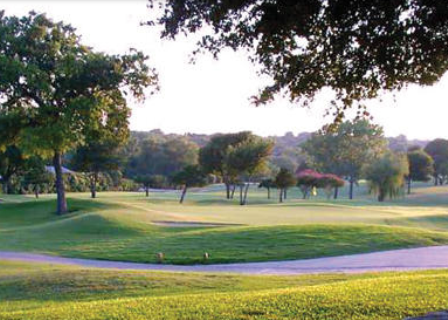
[148,0,448,120]
[0,12,157,214]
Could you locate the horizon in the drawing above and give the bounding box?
[2,0,447,140]
[130,128,432,141]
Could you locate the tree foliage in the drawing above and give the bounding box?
[258,178,276,199]
[149,0,448,120]
[199,131,259,199]
[406,148,434,194]
[0,145,26,194]
[225,135,273,205]
[296,169,322,199]
[172,165,207,203]
[70,141,124,198]
[135,174,167,197]
[424,139,448,185]
[127,136,198,178]
[317,173,345,199]
[302,119,387,199]
[0,11,157,213]
[274,168,296,203]
[365,152,409,202]
[22,157,51,198]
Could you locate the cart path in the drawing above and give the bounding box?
[2,246,448,274]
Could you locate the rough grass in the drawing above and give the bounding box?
[1,261,448,319]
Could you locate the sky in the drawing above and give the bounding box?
[1,0,448,140]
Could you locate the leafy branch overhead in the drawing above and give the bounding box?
[148,0,448,121]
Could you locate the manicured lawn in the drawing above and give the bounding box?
[2,184,448,319]
[1,184,448,264]
[1,261,448,319]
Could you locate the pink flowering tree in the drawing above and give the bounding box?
[296,170,322,199]
[317,174,345,199]
[297,170,345,199]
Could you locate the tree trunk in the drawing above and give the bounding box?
[283,188,287,200]
[225,182,231,199]
[349,177,354,200]
[4,177,13,194]
[435,174,439,186]
[378,189,385,202]
[279,188,284,203]
[90,173,98,199]
[407,178,411,195]
[301,187,308,199]
[239,185,244,205]
[230,184,236,199]
[180,185,187,204]
[53,151,68,215]
[242,183,250,205]
[334,186,339,200]
[267,187,270,199]
[145,186,149,197]
[34,185,40,199]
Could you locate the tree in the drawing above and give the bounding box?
[424,139,448,185]
[274,168,296,203]
[302,120,387,199]
[226,136,273,205]
[317,174,345,199]
[301,132,345,199]
[22,157,51,198]
[149,1,448,121]
[406,149,434,194]
[70,141,124,198]
[199,131,254,199]
[172,165,207,204]
[126,136,198,179]
[135,174,166,197]
[258,178,276,199]
[296,169,322,199]
[0,145,26,194]
[365,153,409,202]
[0,12,157,214]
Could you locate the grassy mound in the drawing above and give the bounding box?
[2,198,448,264]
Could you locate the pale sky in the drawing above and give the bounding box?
[1,0,448,140]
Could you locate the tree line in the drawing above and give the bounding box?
[1,7,447,213]
[2,118,445,206]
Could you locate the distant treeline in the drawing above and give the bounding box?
[0,124,436,204]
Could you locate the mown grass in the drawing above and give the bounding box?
[1,261,448,319]
[1,193,448,264]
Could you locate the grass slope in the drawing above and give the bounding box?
[1,261,448,319]
[1,195,448,264]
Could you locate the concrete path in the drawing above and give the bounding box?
[2,246,448,274]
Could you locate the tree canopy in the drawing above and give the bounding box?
[126,136,199,178]
[365,152,409,202]
[274,168,296,203]
[148,0,448,120]
[172,165,207,203]
[406,148,433,194]
[199,131,254,199]
[302,119,387,199]
[424,139,448,185]
[70,141,124,198]
[0,12,158,213]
